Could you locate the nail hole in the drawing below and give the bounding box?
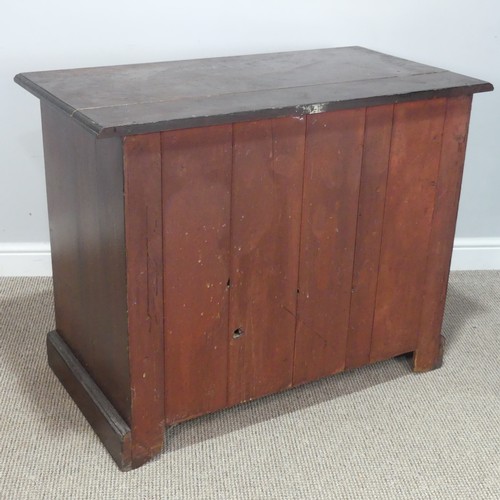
[227,278,231,287]
[233,327,244,338]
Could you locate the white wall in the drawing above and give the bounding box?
[1,0,499,275]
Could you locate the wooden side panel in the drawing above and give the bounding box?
[162,125,232,424]
[414,96,472,371]
[228,117,305,405]
[294,109,366,385]
[370,99,447,362]
[123,134,165,464]
[345,105,394,369]
[41,101,131,422]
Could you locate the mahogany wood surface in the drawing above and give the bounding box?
[123,134,165,465]
[293,109,365,384]
[414,96,473,371]
[228,117,305,405]
[370,99,448,362]
[345,104,393,369]
[38,98,481,469]
[21,49,492,470]
[47,331,133,470]
[41,102,131,422]
[15,47,492,137]
[162,125,232,424]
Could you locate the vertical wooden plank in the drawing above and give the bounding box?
[228,117,305,405]
[162,125,232,424]
[293,109,366,385]
[123,134,165,466]
[370,99,447,362]
[414,96,472,371]
[345,105,394,369]
[40,102,131,422]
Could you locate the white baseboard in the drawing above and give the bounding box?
[0,238,499,276]
[450,237,500,271]
[0,242,52,277]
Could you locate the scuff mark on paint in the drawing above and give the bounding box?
[297,103,327,115]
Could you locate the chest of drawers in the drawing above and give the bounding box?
[15,47,492,470]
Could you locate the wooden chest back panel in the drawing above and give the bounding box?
[155,98,470,424]
[26,45,487,469]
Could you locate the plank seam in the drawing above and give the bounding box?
[344,107,368,370]
[367,104,396,363]
[226,123,236,405]
[157,132,166,433]
[414,98,452,360]
[291,115,309,386]
[414,99,450,352]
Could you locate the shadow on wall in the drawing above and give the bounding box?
[0,274,485,457]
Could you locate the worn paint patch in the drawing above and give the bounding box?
[297,103,327,115]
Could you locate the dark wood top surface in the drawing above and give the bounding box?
[15,46,493,137]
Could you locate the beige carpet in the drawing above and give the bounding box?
[0,272,498,499]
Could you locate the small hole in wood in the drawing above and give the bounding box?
[233,328,244,338]
[227,278,231,287]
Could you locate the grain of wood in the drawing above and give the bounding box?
[162,125,232,424]
[228,117,305,405]
[294,109,366,385]
[123,134,165,464]
[41,102,131,421]
[413,96,472,371]
[346,105,394,369]
[370,99,447,362]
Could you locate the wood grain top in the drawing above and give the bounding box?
[15,46,493,137]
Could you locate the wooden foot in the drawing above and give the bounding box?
[412,334,445,373]
[47,331,163,471]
